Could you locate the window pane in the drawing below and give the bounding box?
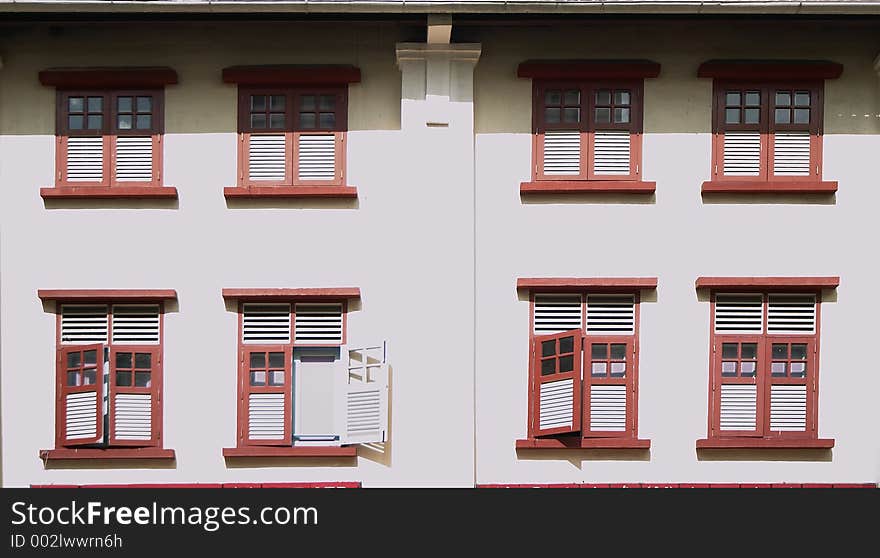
[794,91,810,106]
[269,370,285,386]
[118,97,133,113]
[299,112,317,128]
[558,355,574,373]
[250,96,266,111]
[135,115,152,130]
[67,352,81,368]
[591,344,607,360]
[744,108,760,124]
[725,92,741,106]
[268,352,284,368]
[563,90,580,105]
[790,362,806,377]
[594,107,611,124]
[115,352,132,369]
[319,112,336,128]
[771,362,787,376]
[270,95,286,111]
[741,343,757,360]
[595,90,611,105]
[775,92,791,107]
[545,91,561,106]
[87,115,103,129]
[562,108,580,123]
[791,344,808,360]
[775,109,790,124]
[794,108,810,124]
[84,350,98,365]
[740,361,756,376]
[591,362,607,376]
[118,114,133,130]
[772,344,788,359]
[116,371,132,387]
[610,344,626,360]
[69,97,84,113]
[66,371,80,386]
[269,113,285,129]
[610,362,626,377]
[135,371,151,387]
[614,90,631,106]
[725,108,740,124]
[87,96,103,113]
[250,113,267,128]
[300,95,316,111]
[721,361,737,376]
[541,358,556,376]
[135,353,151,368]
[541,339,556,357]
[558,336,574,354]
[319,95,336,111]
[136,96,152,113]
[83,370,96,385]
[745,91,760,106]
[249,352,266,369]
[544,108,561,124]
[613,107,630,124]
[68,115,84,130]
[721,343,738,359]
[250,370,266,385]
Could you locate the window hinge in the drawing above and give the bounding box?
[714,164,718,175]
[712,343,716,354]
[816,165,819,175]
[57,171,62,180]
[636,163,640,174]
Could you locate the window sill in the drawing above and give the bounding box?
[696,438,835,449]
[222,446,357,458]
[701,181,838,194]
[39,448,176,461]
[516,437,651,450]
[521,181,656,195]
[40,186,179,200]
[223,186,358,199]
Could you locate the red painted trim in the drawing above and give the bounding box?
[39,67,179,89]
[41,186,178,200]
[222,446,357,458]
[697,60,843,80]
[518,60,661,80]
[38,289,178,302]
[256,482,361,488]
[518,278,658,291]
[516,437,651,449]
[521,181,656,195]
[39,448,176,460]
[701,181,838,194]
[222,65,361,86]
[224,186,358,199]
[696,438,835,449]
[695,277,839,290]
[222,288,360,301]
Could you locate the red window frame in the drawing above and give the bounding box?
[53,305,165,450]
[711,81,824,183]
[707,294,821,441]
[236,86,348,188]
[583,336,637,439]
[55,89,165,188]
[529,329,583,437]
[532,80,644,182]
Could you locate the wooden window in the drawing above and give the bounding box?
[55,304,164,449]
[709,293,820,439]
[533,81,643,182]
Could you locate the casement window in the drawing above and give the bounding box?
[38,68,178,199]
[222,65,360,199]
[698,60,842,193]
[223,289,389,456]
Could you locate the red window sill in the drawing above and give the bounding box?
[701,181,838,194]
[521,181,656,195]
[222,446,357,458]
[516,437,651,450]
[39,448,176,460]
[696,438,835,449]
[40,186,179,200]
[223,186,358,199]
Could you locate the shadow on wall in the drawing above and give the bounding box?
[520,192,656,205]
[225,197,359,211]
[42,198,180,211]
[42,458,177,470]
[515,449,651,468]
[357,363,393,467]
[696,449,832,462]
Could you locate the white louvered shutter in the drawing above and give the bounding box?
[586,295,635,335]
[298,134,336,181]
[767,295,816,335]
[589,385,627,432]
[66,136,104,182]
[773,132,811,176]
[533,294,582,335]
[722,131,761,176]
[61,305,109,344]
[532,330,582,436]
[714,295,763,334]
[719,384,757,431]
[540,379,574,431]
[295,303,343,345]
[542,131,581,175]
[593,131,631,175]
[112,305,160,345]
[248,134,287,181]
[248,393,287,441]
[116,136,153,181]
[58,344,105,446]
[340,344,388,445]
[113,393,152,441]
[769,385,807,431]
[242,303,291,344]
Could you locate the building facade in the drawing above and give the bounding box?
[1,1,878,487]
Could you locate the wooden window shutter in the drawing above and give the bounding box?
[533,294,583,335]
[61,305,109,344]
[586,295,634,335]
[57,344,105,447]
[108,346,161,446]
[714,294,763,334]
[339,344,388,445]
[66,137,105,182]
[111,304,160,345]
[772,132,811,176]
[247,134,288,182]
[767,294,816,335]
[242,303,291,344]
[529,330,582,437]
[542,130,582,176]
[240,347,292,446]
[722,131,762,176]
[115,136,154,182]
[294,303,343,345]
[592,130,630,176]
[297,133,337,181]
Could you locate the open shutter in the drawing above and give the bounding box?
[57,344,105,447]
[340,344,388,445]
[529,330,582,437]
[115,136,154,182]
[240,347,292,446]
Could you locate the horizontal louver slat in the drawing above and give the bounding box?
[594,130,631,175]
[590,385,627,431]
[539,378,573,430]
[295,303,343,344]
[65,392,97,439]
[347,389,382,434]
[543,130,581,175]
[773,132,811,176]
[116,136,153,182]
[248,393,286,440]
[723,131,761,176]
[768,295,816,335]
[533,294,582,335]
[112,305,160,345]
[242,303,290,344]
[248,134,286,181]
[66,136,104,182]
[714,294,763,334]
[113,393,151,440]
[719,384,757,431]
[61,305,109,344]
[298,134,336,181]
[586,295,634,335]
[770,385,807,431]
